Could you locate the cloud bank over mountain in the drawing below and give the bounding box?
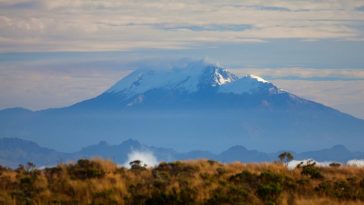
[1,0,364,52]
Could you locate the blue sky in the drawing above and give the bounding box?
[1,0,364,119]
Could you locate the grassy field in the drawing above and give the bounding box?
[0,159,364,205]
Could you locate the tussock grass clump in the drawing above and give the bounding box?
[0,159,363,205]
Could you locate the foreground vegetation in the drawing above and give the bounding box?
[0,159,364,205]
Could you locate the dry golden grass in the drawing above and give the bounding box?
[294,197,364,205]
[0,159,363,205]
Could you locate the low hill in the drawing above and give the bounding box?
[1,137,363,168]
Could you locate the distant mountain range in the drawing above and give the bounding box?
[1,137,363,168]
[0,60,364,152]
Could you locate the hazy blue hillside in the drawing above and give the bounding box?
[0,138,76,167]
[1,137,363,168]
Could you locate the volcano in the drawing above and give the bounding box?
[1,60,363,152]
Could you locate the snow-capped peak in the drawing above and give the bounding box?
[106,61,238,96]
[105,60,279,97]
[214,69,234,85]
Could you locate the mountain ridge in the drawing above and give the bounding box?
[1,137,363,168]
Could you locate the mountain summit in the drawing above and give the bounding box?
[106,61,240,95]
[106,61,280,97]
[71,61,294,110]
[1,60,363,152]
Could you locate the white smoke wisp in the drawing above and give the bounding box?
[347,159,364,167]
[122,150,159,168]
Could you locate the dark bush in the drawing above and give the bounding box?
[0,165,9,174]
[229,170,259,187]
[207,160,218,165]
[332,180,357,200]
[216,167,226,176]
[143,187,197,205]
[259,171,284,184]
[296,178,310,186]
[360,178,364,189]
[154,161,198,177]
[91,189,118,205]
[301,165,323,179]
[315,181,331,194]
[256,171,285,204]
[206,185,250,205]
[145,192,179,205]
[256,183,282,205]
[68,159,105,180]
[329,162,341,168]
[129,160,147,171]
[45,166,63,180]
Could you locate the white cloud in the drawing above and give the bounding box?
[230,68,364,80]
[287,159,333,170]
[288,159,364,169]
[269,80,364,119]
[123,150,159,168]
[230,68,364,119]
[347,159,364,167]
[0,0,364,52]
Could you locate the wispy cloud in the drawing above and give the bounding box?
[252,5,291,11]
[356,6,364,12]
[271,79,364,119]
[0,0,42,10]
[1,0,364,52]
[154,23,253,32]
[231,68,364,81]
[230,67,364,119]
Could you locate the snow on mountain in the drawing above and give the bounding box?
[106,67,203,95]
[106,60,277,97]
[248,74,269,83]
[219,74,282,95]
